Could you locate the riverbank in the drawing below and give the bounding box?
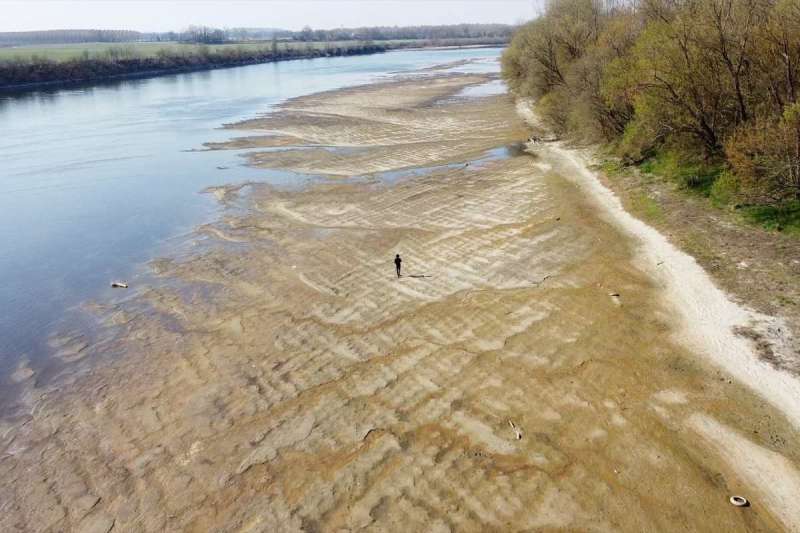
[593,156,800,377]
[0,39,505,93]
[2,72,800,531]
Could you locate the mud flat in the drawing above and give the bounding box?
[2,73,800,532]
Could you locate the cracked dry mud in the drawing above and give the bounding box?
[2,74,800,532]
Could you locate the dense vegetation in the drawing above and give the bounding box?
[502,0,800,223]
[0,41,390,89]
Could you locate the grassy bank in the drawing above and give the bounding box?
[601,150,800,234]
[0,41,387,90]
[0,37,507,90]
[0,41,366,62]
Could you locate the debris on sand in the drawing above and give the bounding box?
[508,420,523,440]
[362,428,380,441]
[111,282,129,289]
[729,495,749,507]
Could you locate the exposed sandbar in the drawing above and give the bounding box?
[2,74,800,532]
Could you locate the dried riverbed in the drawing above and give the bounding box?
[2,73,800,532]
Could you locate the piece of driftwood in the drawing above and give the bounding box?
[508,420,522,440]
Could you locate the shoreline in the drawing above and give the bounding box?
[518,102,800,428]
[0,49,388,93]
[549,145,800,527]
[2,71,800,531]
[0,41,506,94]
[559,145,800,428]
[517,96,800,525]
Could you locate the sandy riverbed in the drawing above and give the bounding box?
[2,73,800,532]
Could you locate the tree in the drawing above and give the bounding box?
[503,0,800,208]
[726,102,800,204]
[300,26,314,42]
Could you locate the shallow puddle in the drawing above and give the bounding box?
[454,78,507,98]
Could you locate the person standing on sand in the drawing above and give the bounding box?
[395,254,402,278]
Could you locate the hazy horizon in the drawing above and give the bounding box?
[0,1,539,33]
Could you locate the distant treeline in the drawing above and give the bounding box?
[0,42,389,89]
[0,23,514,47]
[295,23,515,42]
[0,29,143,46]
[503,0,800,212]
[0,27,289,47]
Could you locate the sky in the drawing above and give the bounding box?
[0,0,539,33]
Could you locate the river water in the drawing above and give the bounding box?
[0,47,502,408]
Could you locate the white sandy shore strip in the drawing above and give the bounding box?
[690,412,800,529]
[530,133,800,531]
[550,144,800,430]
[518,97,800,430]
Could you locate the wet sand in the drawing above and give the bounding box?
[2,73,800,532]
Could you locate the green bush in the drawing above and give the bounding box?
[616,116,656,164]
[639,151,723,195]
[741,202,800,233]
[709,170,740,207]
[725,102,800,206]
[536,90,570,136]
